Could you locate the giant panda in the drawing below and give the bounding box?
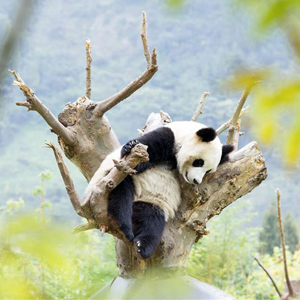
[87,121,233,259]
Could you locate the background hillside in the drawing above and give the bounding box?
[0,0,299,228]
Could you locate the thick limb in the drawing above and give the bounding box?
[121,127,176,173]
[132,202,165,259]
[108,176,135,242]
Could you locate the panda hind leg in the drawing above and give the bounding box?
[108,176,134,242]
[132,202,165,259]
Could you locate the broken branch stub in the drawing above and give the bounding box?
[191,92,210,122]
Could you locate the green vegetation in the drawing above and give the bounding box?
[1,189,299,299]
[188,201,300,299]
[0,183,117,299]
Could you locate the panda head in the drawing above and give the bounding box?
[168,122,233,185]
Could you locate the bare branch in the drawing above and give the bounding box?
[141,11,150,67]
[226,87,253,145]
[45,141,92,220]
[191,92,210,122]
[216,106,249,135]
[94,13,158,117]
[277,189,294,298]
[232,118,241,150]
[10,70,75,145]
[253,256,282,298]
[86,38,92,99]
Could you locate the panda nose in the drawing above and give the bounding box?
[193,179,199,185]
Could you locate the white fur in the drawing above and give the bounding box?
[132,165,181,221]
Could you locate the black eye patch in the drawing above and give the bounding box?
[192,159,204,167]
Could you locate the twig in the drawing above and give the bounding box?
[141,11,150,67]
[253,256,282,298]
[86,39,92,99]
[191,92,210,122]
[277,189,294,298]
[232,118,241,150]
[216,106,249,135]
[226,87,253,145]
[94,12,158,117]
[10,70,75,145]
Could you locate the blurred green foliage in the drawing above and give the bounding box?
[0,181,299,299]
[188,201,300,299]
[0,202,117,299]
[232,0,300,166]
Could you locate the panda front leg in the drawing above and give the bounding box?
[108,176,135,242]
[121,127,176,173]
[132,202,166,259]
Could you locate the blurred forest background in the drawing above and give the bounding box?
[0,0,300,299]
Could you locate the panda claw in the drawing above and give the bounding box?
[121,140,140,158]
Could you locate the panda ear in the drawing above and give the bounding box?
[196,127,217,142]
[219,144,234,164]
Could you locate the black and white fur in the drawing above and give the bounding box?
[87,121,233,259]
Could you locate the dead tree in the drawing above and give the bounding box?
[10,12,267,294]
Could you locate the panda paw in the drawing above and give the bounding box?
[121,140,140,158]
[134,238,155,259]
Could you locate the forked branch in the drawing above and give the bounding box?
[10,70,75,145]
[216,106,249,135]
[94,12,158,117]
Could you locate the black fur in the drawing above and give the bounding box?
[121,127,176,173]
[196,127,217,142]
[132,202,165,259]
[108,176,135,242]
[219,144,234,164]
